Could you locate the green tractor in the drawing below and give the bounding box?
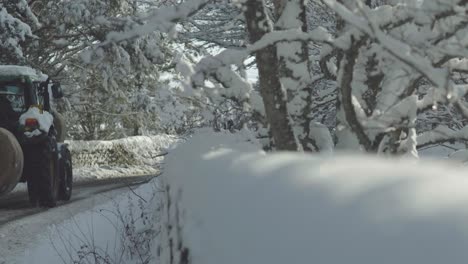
[0,66,72,207]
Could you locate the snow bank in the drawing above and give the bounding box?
[161,130,468,264]
[419,142,466,160]
[67,134,180,181]
[18,178,161,264]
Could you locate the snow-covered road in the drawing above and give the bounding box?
[0,175,154,226]
[0,175,157,263]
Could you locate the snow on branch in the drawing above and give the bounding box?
[418,125,468,148]
[189,27,334,87]
[359,82,468,138]
[247,28,333,53]
[365,96,418,133]
[416,84,468,115]
[0,7,34,59]
[445,58,468,74]
[322,0,450,89]
[104,0,211,44]
[191,52,253,101]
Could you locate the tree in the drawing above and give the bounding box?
[320,0,468,156]
[243,0,298,151]
[273,0,317,151]
[19,0,178,139]
[0,1,37,64]
[7,0,468,155]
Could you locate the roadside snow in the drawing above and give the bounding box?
[419,142,466,159]
[68,134,181,181]
[14,179,161,264]
[2,134,181,263]
[161,130,468,264]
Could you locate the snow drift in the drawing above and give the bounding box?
[161,130,468,264]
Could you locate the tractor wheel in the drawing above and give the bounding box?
[58,146,73,201]
[27,136,59,207]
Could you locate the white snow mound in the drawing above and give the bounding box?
[162,130,468,264]
[19,107,53,137]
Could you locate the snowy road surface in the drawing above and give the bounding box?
[0,175,154,226]
[0,175,156,263]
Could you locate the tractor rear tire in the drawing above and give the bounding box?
[27,136,59,207]
[58,146,73,201]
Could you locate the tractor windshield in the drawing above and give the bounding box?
[0,82,26,113]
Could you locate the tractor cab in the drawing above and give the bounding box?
[0,74,63,108]
[0,67,64,138]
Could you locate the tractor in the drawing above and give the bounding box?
[0,66,72,207]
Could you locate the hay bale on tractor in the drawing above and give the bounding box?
[0,128,23,195]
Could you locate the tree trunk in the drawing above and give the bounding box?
[334,0,396,152]
[243,0,298,151]
[337,37,373,151]
[334,1,365,151]
[274,0,315,151]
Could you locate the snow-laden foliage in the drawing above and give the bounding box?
[0,0,217,140]
[5,0,190,140]
[3,0,468,153]
[0,1,37,63]
[178,1,245,50]
[317,0,468,155]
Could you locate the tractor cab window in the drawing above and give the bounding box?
[33,82,43,106]
[0,82,26,113]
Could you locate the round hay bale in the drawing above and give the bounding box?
[51,109,66,143]
[0,128,23,195]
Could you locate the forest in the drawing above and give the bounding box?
[2,0,465,156]
[3,0,468,263]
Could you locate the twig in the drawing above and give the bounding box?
[126,185,147,203]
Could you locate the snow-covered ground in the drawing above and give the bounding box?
[1,134,180,263]
[8,130,468,264]
[16,179,162,264]
[419,142,466,159]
